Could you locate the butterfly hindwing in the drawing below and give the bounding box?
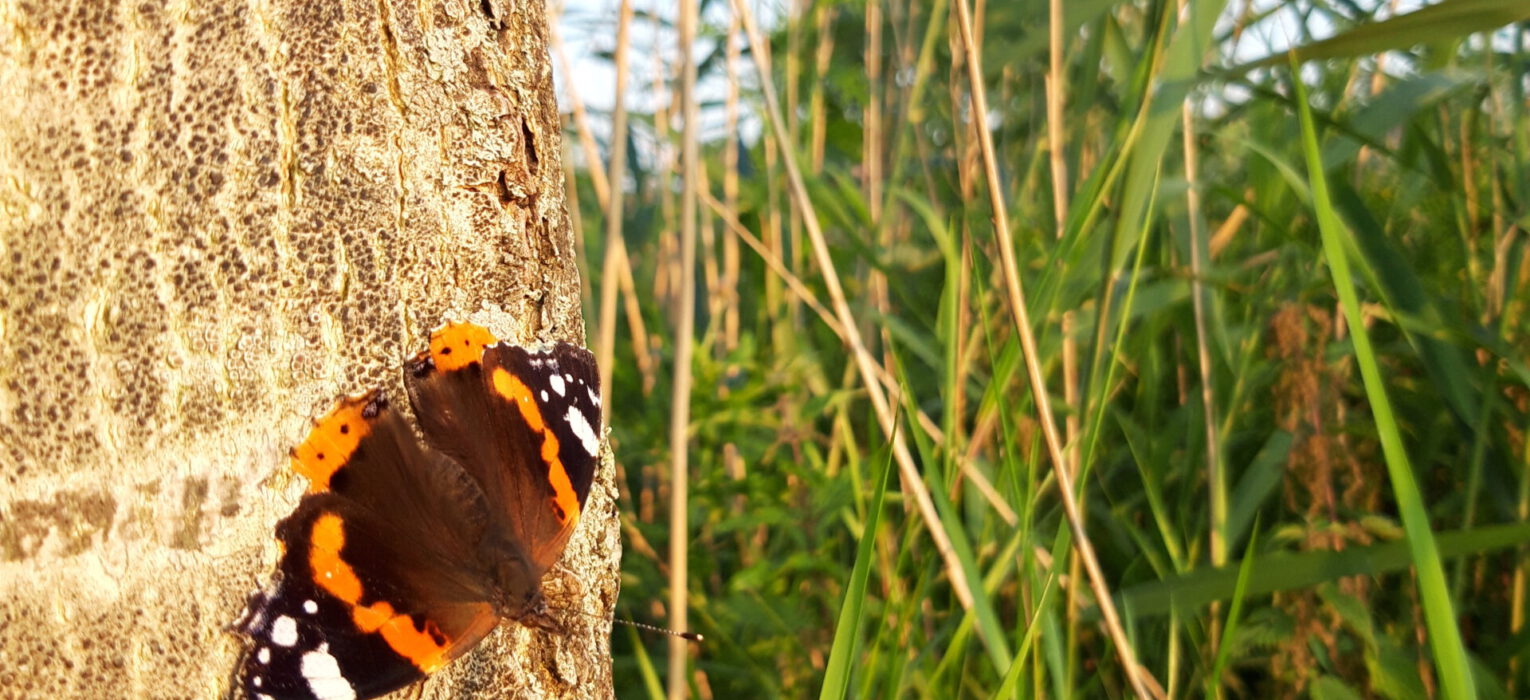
[236,393,498,700]
[236,495,500,700]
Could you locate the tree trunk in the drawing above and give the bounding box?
[0,1,616,697]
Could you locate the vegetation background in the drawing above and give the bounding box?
[551,0,1530,697]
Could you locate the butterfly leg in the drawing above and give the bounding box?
[510,592,568,635]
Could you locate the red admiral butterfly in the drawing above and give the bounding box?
[232,322,602,700]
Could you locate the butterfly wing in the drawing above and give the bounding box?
[403,323,602,606]
[235,392,499,700]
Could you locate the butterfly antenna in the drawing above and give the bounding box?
[612,617,704,642]
[562,608,703,641]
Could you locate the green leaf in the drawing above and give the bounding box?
[1233,0,1530,73]
[1311,676,1366,700]
[818,428,897,699]
[1226,431,1292,550]
[1206,520,1259,695]
[987,573,1057,700]
[1110,0,1227,269]
[1292,57,1476,700]
[627,627,667,700]
[1104,520,1530,619]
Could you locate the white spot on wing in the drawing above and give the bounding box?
[257,647,271,664]
[566,405,600,456]
[302,645,357,700]
[270,615,298,647]
[253,676,263,688]
[589,387,601,407]
[549,373,567,396]
[303,600,318,615]
[540,389,549,402]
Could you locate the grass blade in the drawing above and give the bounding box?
[629,626,668,700]
[1292,66,1473,699]
[819,430,898,699]
[1105,521,1530,619]
[1206,520,1259,695]
[988,573,1058,700]
[1234,0,1530,72]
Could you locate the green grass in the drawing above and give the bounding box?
[569,1,1530,697]
[1294,62,1473,698]
[820,421,897,699]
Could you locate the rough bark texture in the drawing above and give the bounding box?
[0,1,617,697]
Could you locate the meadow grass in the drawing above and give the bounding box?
[559,1,1530,696]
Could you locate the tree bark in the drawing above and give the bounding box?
[0,1,616,697]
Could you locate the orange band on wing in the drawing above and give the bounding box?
[490,368,581,526]
[427,323,498,372]
[291,395,376,493]
[307,513,453,672]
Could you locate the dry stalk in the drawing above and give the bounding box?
[667,0,701,695]
[594,0,635,427]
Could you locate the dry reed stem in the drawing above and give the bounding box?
[950,0,1153,695]
[865,0,883,224]
[595,0,635,428]
[561,119,591,307]
[1045,0,1068,233]
[699,212,722,341]
[1512,413,1530,694]
[1181,63,1217,550]
[1180,17,1224,567]
[618,242,657,393]
[696,166,724,347]
[865,0,896,392]
[549,19,610,207]
[650,8,676,308]
[731,0,983,622]
[783,1,804,333]
[1209,203,1249,259]
[667,0,700,695]
[1178,0,1226,675]
[722,12,742,353]
[949,10,980,487]
[553,3,654,404]
[1045,4,1088,673]
[1046,0,1082,503]
[809,6,834,169]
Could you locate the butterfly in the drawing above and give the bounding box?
[232,322,601,700]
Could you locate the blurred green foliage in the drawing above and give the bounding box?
[563,1,1530,697]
